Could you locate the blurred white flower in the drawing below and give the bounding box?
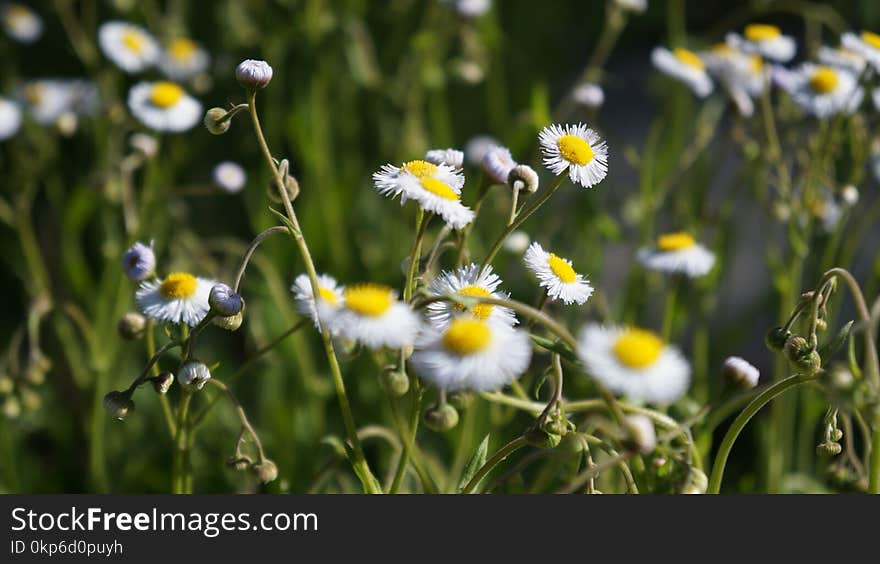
[651,46,713,98]
[213,161,247,193]
[786,63,863,118]
[325,284,420,349]
[128,81,202,132]
[726,24,796,62]
[2,3,42,43]
[98,21,160,73]
[572,83,605,109]
[637,232,715,277]
[158,37,210,80]
[0,97,22,141]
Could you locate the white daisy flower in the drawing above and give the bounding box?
[213,161,246,193]
[2,3,42,43]
[702,45,767,117]
[523,242,593,305]
[481,145,518,184]
[395,171,475,229]
[841,31,880,71]
[21,80,75,125]
[0,97,22,141]
[425,263,517,330]
[425,148,464,169]
[290,273,344,330]
[577,324,690,404]
[786,63,863,118]
[726,24,796,62]
[158,37,210,80]
[135,272,216,327]
[372,159,464,202]
[411,318,532,392]
[538,123,608,188]
[817,45,867,74]
[325,284,420,349]
[651,46,714,98]
[127,81,202,132]
[637,232,715,277]
[572,82,605,109]
[463,135,499,166]
[98,21,160,73]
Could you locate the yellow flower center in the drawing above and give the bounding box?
[749,55,763,74]
[612,328,664,369]
[556,135,595,166]
[318,286,338,305]
[809,67,839,94]
[160,272,198,299]
[673,48,705,70]
[7,5,29,24]
[344,284,393,317]
[744,23,781,42]
[710,43,734,55]
[454,285,493,321]
[442,318,492,355]
[122,29,145,54]
[149,81,185,108]
[401,160,439,179]
[25,83,43,104]
[419,177,460,201]
[861,31,880,50]
[547,253,577,283]
[168,38,197,62]
[657,232,696,251]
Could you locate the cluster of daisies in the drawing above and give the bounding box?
[650,23,880,119]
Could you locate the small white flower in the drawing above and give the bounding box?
[290,273,344,330]
[726,24,796,62]
[538,123,608,188]
[523,242,593,305]
[127,81,202,132]
[651,46,714,98]
[178,361,211,390]
[702,44,767,116]
[464,135,499,166]
[637,232,715,277]
[0,97,22,141]
[98,21,160,73]
[136,272,216,326]
[786,63,863,118]
[817,45,867,74]
[373,159,464,202]
[503,231,531,254]
[158,37,210,80]
[578,324,690,404]
[841,31,880,71]
[425,148,464,168]
[21,80,75,125]
[2,3,42,43]
[411,318,532,392]
[213,161,246,193]
[425,263,517,330]
[482,145,518,184]
[722,356,760,389]
[325,284,420,349]
[572,82,605,108]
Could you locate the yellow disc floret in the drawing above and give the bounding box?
[861,31,880,50]
[160,272,198,299]
[613,328,664,369]
[420,177,460,201]
[673,48,705,70]
[149,81,185,108]
[744,23,781,42]
[442,318,492,355]
[401,160,439,179]
[657,232,696,251]
[547,253,577,283]
[809,67,839,94]
[557,135,595,166]
[168,38,197,61]
[318,286,338,305]
[122,29,145,54]
[454,285,493,321]
[344,284,393,317]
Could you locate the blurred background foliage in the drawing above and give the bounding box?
[1,0,880,493]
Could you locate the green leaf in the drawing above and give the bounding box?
[458,434,489,492]
[819,320,853,366]
[530,335,578,362]
[268,207,299,236]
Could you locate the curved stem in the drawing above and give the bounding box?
[460,435,529,494]
[208,379,266,462]
[233,226,289,293]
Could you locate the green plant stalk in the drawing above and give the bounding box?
[708,372,819,494]
[145,321,176,437]
[870,410,880,494]
[246,92,382,494]
[171,389,193,494]
[461,435,529,494]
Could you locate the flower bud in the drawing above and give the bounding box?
[236,59,273,90]
[765,326,790,352]
[622,414,657,454]
[448,390,475,410]
[423,403,459,431]
[266,160,299,203]
[784,335,821,375]
[524,427,562,448]
[118,312,147,340]
[213,312,243,331]
[722,356,760,389]
[204,107,231,135]
[2,396,21,419]
[24,365,45,385]
[152,371,174,394]
[841,185,859,206]
[122,241,155,281]
[226,456,252,472]
[103,391,134,420]
[129,133,159,158]
[209,283,244,316]
[681,467,708,494]
[178,360,211,390]
[507,164,539,193]
[381,368,409,396]
[816,441,842,457]
[251,459,278,483]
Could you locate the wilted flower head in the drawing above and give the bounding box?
[236,59,273,90]
[123,241,156,280]
[209,283,244,317]
[508,164,539,193]
[213,161,246,193]
[178,361,211,390]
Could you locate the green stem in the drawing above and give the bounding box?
[171,389,193,494]
[460,435,529,494]
[869,410,880,493]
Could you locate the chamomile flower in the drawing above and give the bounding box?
[127,81,202,132]
[637,232,715,277]
[786,63,863,118]
[817,45,867,74]
[213,161,246,193]
[425,148,464,168]
[481,145,517,184]
[726,24,796,62]
[325,284,420,349]
[702,45,766,116]
[393,168,475,229]
[523,242,593,305]
[290,273,344,330]
[577,324,690,404]
[425,263,517,330]
[651,46,713,98]
[2,3,42,43]
[411,318,532,392]
[841,31,880,71]
[0,98,22,141]
[372,159,464,201]
[135,272,216,327]
[538,123,609,188]
[158,37,210,80]
[98,22,160,73]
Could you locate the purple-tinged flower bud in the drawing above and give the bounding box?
[209,283,244,316]
[122,241,155,281]
[236,59,273,90]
